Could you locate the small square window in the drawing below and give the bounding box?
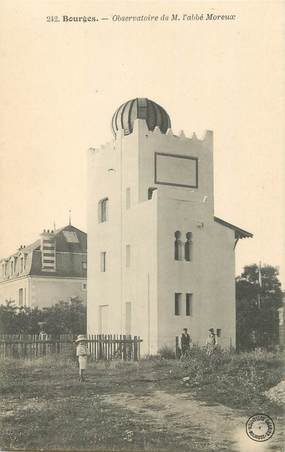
[82,282,87,291]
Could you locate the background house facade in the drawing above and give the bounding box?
[87,98,252,354]
[0,224,87,308]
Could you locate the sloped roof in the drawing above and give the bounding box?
[54,225,87,253]
[0,225,86,263]
[214,216,253,239]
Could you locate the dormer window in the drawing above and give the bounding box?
[98,198,108,223]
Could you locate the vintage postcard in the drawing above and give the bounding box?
[0,1,284,451]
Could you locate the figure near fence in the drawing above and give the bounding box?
[75,335,90,382]
[206,328,217,355]
[179,328,192,359]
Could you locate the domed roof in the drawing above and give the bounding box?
[112,98,171,136]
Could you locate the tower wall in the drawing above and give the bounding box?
[87,117,236,353]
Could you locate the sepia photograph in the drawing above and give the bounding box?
[0,1,284,451]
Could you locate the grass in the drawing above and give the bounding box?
[161,346,285,414]
[0,349,284,450]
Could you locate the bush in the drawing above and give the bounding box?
[158,345,176,360]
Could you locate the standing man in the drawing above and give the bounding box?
[180,328,191,359]
[206,328,217,355]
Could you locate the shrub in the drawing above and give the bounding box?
[158,345,176,360]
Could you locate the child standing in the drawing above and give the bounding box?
[75,335,89,382]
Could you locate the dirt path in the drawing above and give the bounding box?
[103,390,284,452]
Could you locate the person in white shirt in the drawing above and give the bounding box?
[75,335,89,382]
[206,328,217,355]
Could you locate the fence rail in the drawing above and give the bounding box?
[0,334,142,361]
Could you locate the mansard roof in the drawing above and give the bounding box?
[0,225,87,281]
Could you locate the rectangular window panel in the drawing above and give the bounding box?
[98,198,108,222]
[155,153,198,188]
[186,293,193,316]
[100,252,106,272]
[99,304,109,333]
[125,302,132,335]
[175,293,182,316]
[126,245,131,268]
[126,187,131,209]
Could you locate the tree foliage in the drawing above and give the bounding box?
[236,264,283,350]
[0,297,86,336]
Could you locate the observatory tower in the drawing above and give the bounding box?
[87,98,252,353]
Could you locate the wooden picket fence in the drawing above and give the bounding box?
[0,334,142,361]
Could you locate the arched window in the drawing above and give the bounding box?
[20,256,24,273]
[174,231,183,261]
[98,198,108,223]
[185,232,193,262]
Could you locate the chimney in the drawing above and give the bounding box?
[40,229,56,272]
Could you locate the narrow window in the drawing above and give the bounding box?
[19,288,23,306]
[99,305,109,333]
[82,262,87,270]
[98,198,108,223]
[175,293,182,315]
[185,232,193,262]
[125,302,132,335]
[20,257,24,273]
[216,328,222,338]
[100,252,106,272]
[82,282,87,291]
[186,293,193,316]
[126,188,131,209]
[174,231,183,260]
[126,245,131,268]
[148,187,157,200]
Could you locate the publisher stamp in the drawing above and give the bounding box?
[246,414,275,442]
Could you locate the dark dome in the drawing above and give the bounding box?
[112,98,171,136]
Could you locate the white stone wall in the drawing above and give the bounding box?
[157,195,236,350]
[29,277,87,308]
[0,276,87,308]
[0,277,30,306]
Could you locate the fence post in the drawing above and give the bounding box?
[134,336,138,361]
[175,336,179,358]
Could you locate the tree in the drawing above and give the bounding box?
[236,264,283,350]
[42,297,86,336]
[0,297,86,336]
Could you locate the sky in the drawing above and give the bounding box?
[0,1,284,286]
